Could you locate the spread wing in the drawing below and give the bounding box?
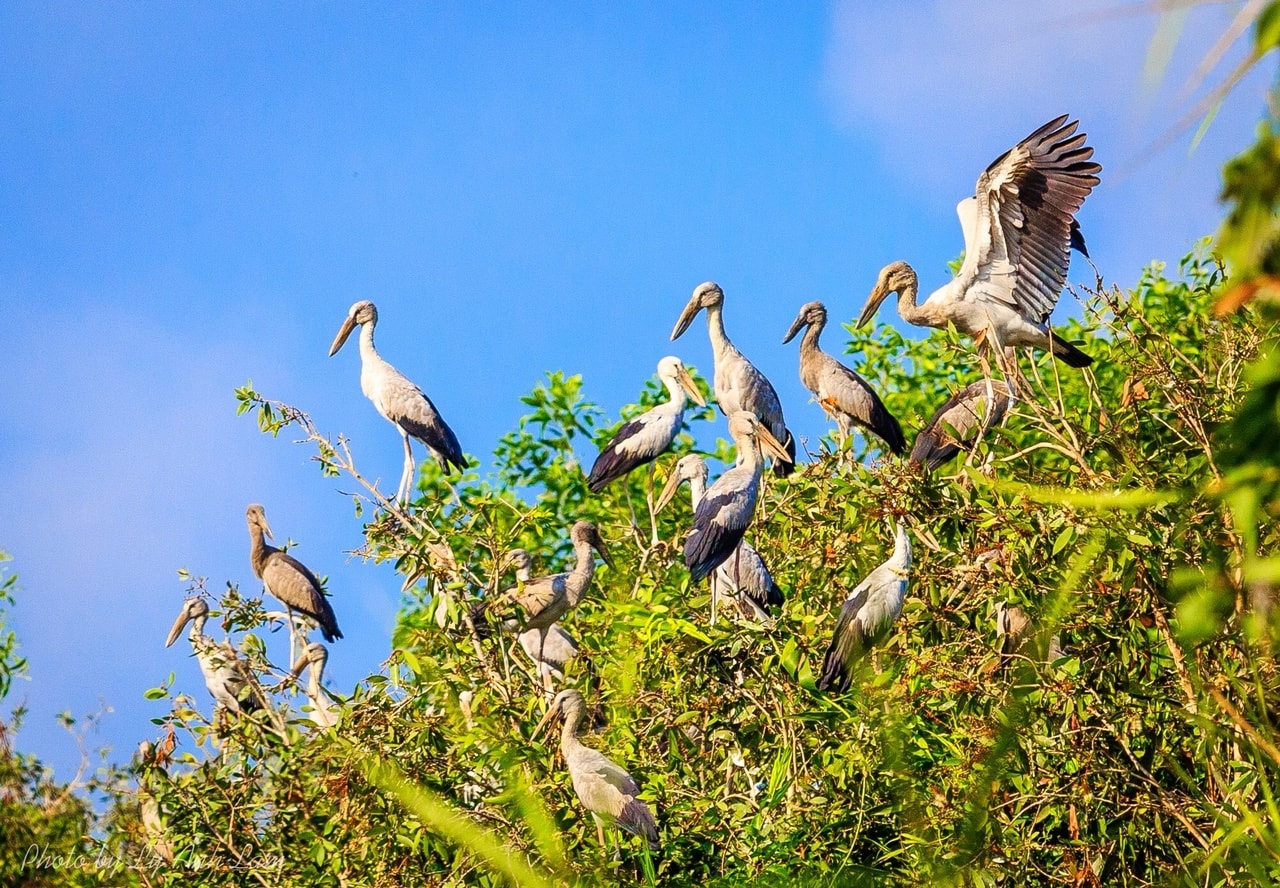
[955,116,1100,324]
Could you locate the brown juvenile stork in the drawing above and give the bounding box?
[856,116,1099,368]
[782,301,905,455]
[471,522,611,667]
[910,380,1012,471]
[245,505,342,666]
[328,300,467,504]
[671,282,796,475]
[534,688,659,854]
[503,549,583,690]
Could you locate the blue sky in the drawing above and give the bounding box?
[0,2,1271,780]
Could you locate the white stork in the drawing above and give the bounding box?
[682,412,789,592]
[533,688,660,854]
[328,300,467,504]
[910,380,1012,471]
[671,282,796,475]
[246,505,342,658]
[586,356,706,492]
[782,301,905,454]
[164,597,265,716]
[817,523,912,693]
[856,116,1099,367]
[657,453,783,621]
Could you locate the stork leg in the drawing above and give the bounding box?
[709,572,719,627]
[286,605,300,668]
[398,429,417,505]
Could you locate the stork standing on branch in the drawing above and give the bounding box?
[856,116,1099,369]
[782,300,905,455]
[502,549,583,690]
[671,282,796,475]
[328,300,467,504]
[164,597,265,717]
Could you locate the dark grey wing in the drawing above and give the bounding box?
[617,797,660,851]
[394,385,467,474]
[723,541,784,611]
[824,360,906,454]
[910,381,1011,471]
[685,489,751,584]
[816,585,871,693]
[586,408,679,492]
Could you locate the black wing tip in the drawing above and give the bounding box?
[1069,219,1089,258]
[816,658,851,694]
[1051,336,1093,368]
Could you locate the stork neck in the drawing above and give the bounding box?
[896,278,930,325]
[358,321,379,362]
[190,614,207,644]
[661,375,686,410]
[559,705,586,752]
[687,473,706,509]
[247,525,272,577]
[566,540,597,605]
[800,320,824,356]
[704,303,733,357]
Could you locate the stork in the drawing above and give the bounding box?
[782,301,905,455]
[471,522,611,668]
[995,602,1064,668]
[682,412,789,623]
[856,116,1099,368]
[245,504,342,666]
[586,356,706,492]
[671,282,796,476]
[910,380,1012,471]
[164,597,265,717]
[289,641,337,728]
[328,300,467,504]
[817,523,912,693]
[503,549,583,689]
[657,454,783,621]
[533,688,659,854]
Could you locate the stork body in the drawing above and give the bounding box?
[783,301,905,454]
[683,412,790,586]
[658,454,783,620]
[995,602,1064,667]
[535,689,659,853]
[472,523,610,665]
[290,642,337,728]
[911,380,1012,471]
[246,505,342,647]
[671,282,796,475]
[329,300,466,503]
[857,117,1099,366]
[164,598,264,716]
[503,549,584,687]
[587,356,705,492]
[818,524,912,693]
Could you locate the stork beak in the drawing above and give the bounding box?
[590,531,614,568]
[532,701,560,740]
[328,315,358,357]
[856,281,890,329]
[782,312,807,344]
[260,515,274,541]
[756,425,790,463]
[655,469,684,513]
[676,365,706,407]
[289,650,310,680]
[670,297,702,341]
[164,609,192,648]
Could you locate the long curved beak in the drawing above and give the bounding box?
[856,282,890,329]
[532,702,560,739]
[328,315,358,357]
[655,470,685,513]
[590,532,614,569]
[676,365,706,407]
[290,650,310,679]
[670,297,702,341]
[756,425,790,463]
[782,312,807,344]
[164,610,192,648]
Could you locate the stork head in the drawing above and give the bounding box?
[727,411,790,463]
[656,355,707,406]
[656,453,708,512]
[670,281,724,341]
[245,504,273,540]
[532,688,587,738]
[328,300,379,356]
[858,261,918,328]
[783,301,827,344]
[570,521,613,568]
[501,548,535,582]
[164,597,210,648]
[290,641,328,680]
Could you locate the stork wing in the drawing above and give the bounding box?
[586,408,678,492]
[383,373,467,473]
[956,116,1100,324]
[820,360,906,454]
[262,552,343,641]
[685,484,755,583]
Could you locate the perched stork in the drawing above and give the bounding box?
[586,356,706,492]
[245,505,342,655]
[910,380,1012,471]
[471,522,611,666]
[164,597,265,716]
[683,412,789,599]
[534,688,660,853]
[289,642,337,728]
[328,300,467,503]
[502,549,584,689]
[657,454,783,620]
[817,523,912,693]
[857,116,1099,367]
[671,282,796,476]
[782,301,905,454]
[995,602,1065,668]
